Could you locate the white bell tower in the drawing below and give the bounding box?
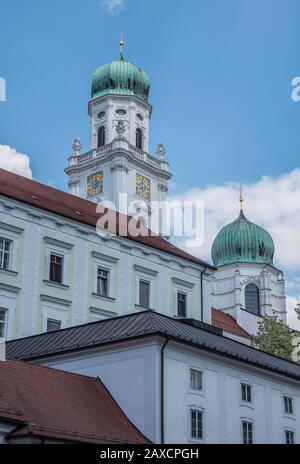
[65,36,172,222]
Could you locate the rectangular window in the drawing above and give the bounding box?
[190,369,203,391]
[47,319,61,333]
[191,409,203,440]
[49,253,63,284]
[0,238,11,270]
[241,383,252,403]
[97,268,109,297]
[0,309,6,339]
[284,396,293,415]
[177,292,187,318]
[242,421,253,444]
[285,430,295,445]
[139,280,150,308]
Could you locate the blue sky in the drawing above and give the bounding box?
[1,0,300,190]
[1,0,300,326]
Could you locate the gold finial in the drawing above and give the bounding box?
[239,185,244,211]
[120,32,124,61]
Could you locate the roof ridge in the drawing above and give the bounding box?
[0,169,214,270]
[7,309,153,345]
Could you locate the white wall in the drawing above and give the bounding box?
[164,342,300,444]
[0,196,211,340]
[38,339,161,444]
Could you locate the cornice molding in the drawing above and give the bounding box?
[43,236,74,250]
[0,221,24,235]
[172,277,195,289]
[134,264,158,276]
[91,251,119,264]
[40,294,72,307]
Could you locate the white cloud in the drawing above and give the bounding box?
[169,169,300,331]
[0,144,32,179]
[101,0,125,14]
[286,295,300,331]
[170,168,300,271]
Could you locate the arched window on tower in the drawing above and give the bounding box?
[136,128,143,150]
[245,284,260,316]
[97,126,106,148]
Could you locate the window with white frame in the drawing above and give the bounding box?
[177,292,187,318]
[242,421,253,444]
[190,369,203,392]
[139,280,150,308]
[241,383,252,403]
[97,268,109,297]
[285,430,295,445]
[0,309,7,339]
[283,396,293,415]
[0,238,12,270]
[172,278,194,319]
[47,319,61,333]
[190,409,203,440]
[49,253,64,284]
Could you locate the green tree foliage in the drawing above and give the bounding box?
[294,304,300,359]
[295,304,300,321]
[253,314,294,360]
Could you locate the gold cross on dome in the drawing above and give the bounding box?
[239,186,244,211]
[120,32,124,61]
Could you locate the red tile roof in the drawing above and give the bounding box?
[0,169,214,269]
[212,309,250,338]
[0,359,149,444]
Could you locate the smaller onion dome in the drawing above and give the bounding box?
[211,209,275,267]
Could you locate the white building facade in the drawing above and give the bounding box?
[0,172,213,341]
[7,311,300,445]
[65,52,172,227]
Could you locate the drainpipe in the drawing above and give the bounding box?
[160,337,170,445]
[200,266,207,322]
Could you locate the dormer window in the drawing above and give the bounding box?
[136,128,143,150]
[245,284,260,316]
[97,126,106,148]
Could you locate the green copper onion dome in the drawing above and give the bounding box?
[91,38,150,103]
[211,210,275,267]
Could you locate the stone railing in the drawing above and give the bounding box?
[71,138,167,171]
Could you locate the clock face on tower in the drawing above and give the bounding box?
[87,172,103,197]
[136,174,151,200]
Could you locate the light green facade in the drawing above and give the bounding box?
[0,197,211,340]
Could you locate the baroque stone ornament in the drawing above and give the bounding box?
[156,144,166,159]
[111,161,129,173]
[116,120,126,136]
[158,182,168,193]
[72,137,82,156]
[68,178,80,189]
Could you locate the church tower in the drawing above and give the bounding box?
[65,37,172,219]
[211,192,286,336]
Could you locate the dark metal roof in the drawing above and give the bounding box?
[6,310,300,382]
